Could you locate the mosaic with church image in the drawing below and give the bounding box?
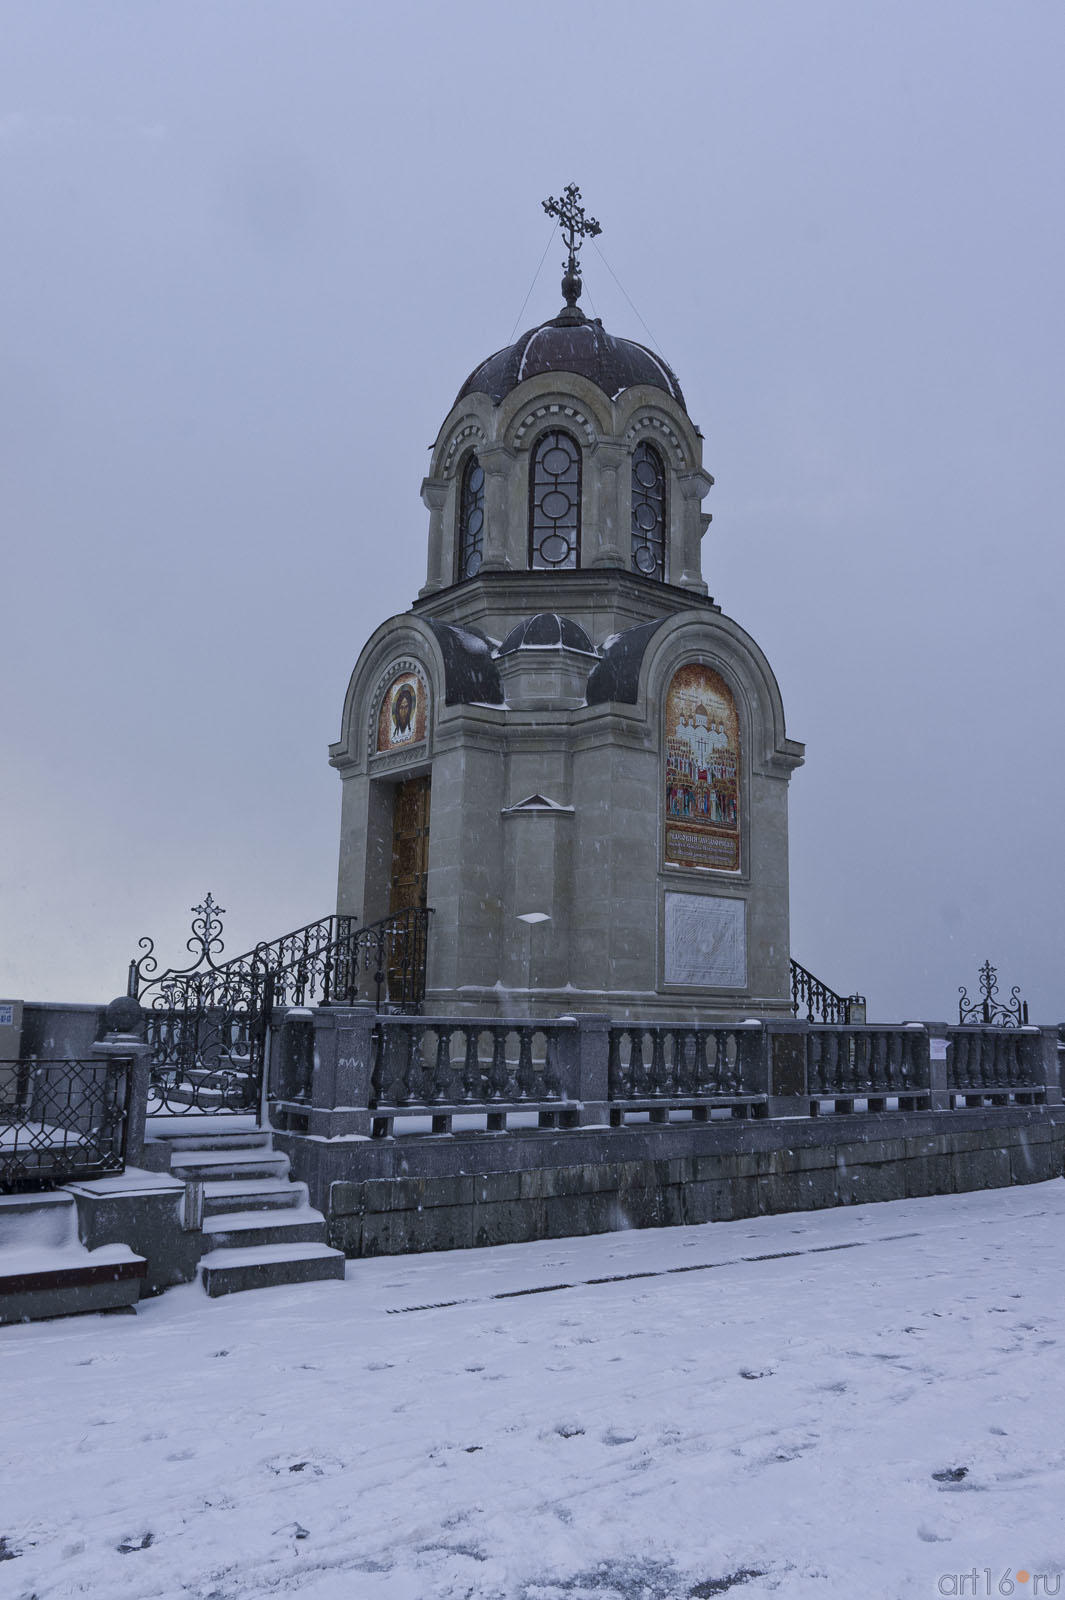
[664,663,740,872]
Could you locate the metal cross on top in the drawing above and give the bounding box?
[542,183,601,317]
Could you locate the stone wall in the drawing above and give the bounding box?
[272,1105,1065,1259]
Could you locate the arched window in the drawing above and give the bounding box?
[529,430,581,570]
[631,441,667,580]
[456,453,485,581]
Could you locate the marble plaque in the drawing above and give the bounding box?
[664,892,746,988]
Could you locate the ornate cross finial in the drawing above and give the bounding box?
[542,183,602,322]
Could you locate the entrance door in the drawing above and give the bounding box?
[389,775,431,913]
[386,776,431,1007]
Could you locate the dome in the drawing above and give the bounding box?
[497,613,597,657]
[456,312,686,413]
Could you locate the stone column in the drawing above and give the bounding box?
[674,470,712,593]
[477,443,516,572]
[92,997,151,1170]
[1036,1026,1063,1105]
[573,1013,611,1127]
[918,1022,953,1111]
[300,1005,377,1138]
[588,442,626,568]
[763,1019,807,1118]
[419,477,449,594]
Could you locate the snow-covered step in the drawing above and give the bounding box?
[200,1241,346,1297]
[170,1147,290,1183]
[0,1191,77,1250]
[201,1177,309,1215]
[149,1129,272,1154]
[0,1194,147,1323]
[202,1207,329,1251]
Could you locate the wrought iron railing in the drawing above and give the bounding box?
[128,896,433,1116]
[958,960,1029,1027]
[608,1025,763,1101]
[0,1058,131,1192]
[791,959,866,1025]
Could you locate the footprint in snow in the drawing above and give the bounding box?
[117,1533,154,1554]
[739,1367,774,1380]
[601,1427,637,1446]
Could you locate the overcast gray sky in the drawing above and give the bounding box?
[2,1,1063,1021]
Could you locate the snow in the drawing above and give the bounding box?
[2,1183,1065,1598]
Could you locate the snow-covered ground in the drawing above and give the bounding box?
[3,1183,1065,1600]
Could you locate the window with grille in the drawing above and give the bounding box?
[457,454,485,581]
[631,441,666,580]
[529,430,581,570]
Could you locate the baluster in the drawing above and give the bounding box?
[632,1032,650,1097]
[432,1028,453,1102]
[542,1029,561,1099]
[607,1029,623,1098]
[978,1032,992,1092]
[675,1031,695,1096]
[649,1030,667,1096]
[806,1033,822,1097]
[489,1029,509,1100]
[398,1027,420,1104]
[893,1031,909,1094]
[819,1032,834,1097]
[462,1028,481,1101]
[690,1030,710,1094]
[726,1031,741,1095]
[516,1028,536,1100]
[369,1024,384,1107]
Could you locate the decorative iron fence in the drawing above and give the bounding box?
[958,960,1029,1027]
[129,896,433,1116]
[791,959,866,1025]
[806,1025,931,1110]
[0,1058,132,1192]
[947,1026,1043,1103]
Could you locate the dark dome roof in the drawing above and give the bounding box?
[497,613,597,657]
[456,312,686,413]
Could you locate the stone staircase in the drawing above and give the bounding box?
[148,1125,346,1297]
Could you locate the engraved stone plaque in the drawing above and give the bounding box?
[664,892,746,988]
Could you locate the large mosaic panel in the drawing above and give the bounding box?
[664,663,740,872]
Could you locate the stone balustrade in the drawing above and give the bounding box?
[265,1011,1062,1142]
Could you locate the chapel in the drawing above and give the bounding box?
[329,188,804,1022]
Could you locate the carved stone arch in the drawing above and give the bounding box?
[510,401,598,452]
[623,410,690,470]
[330,616,447,775]
[638,611,802,779]
[441,417,489,479]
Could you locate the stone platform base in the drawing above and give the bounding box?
[272,1106,1065,1258]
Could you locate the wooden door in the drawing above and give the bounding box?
[389,775,431,913]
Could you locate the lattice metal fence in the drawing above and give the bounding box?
[0,1057,131,1192]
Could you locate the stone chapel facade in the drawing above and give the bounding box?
[330,252,804,1022]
